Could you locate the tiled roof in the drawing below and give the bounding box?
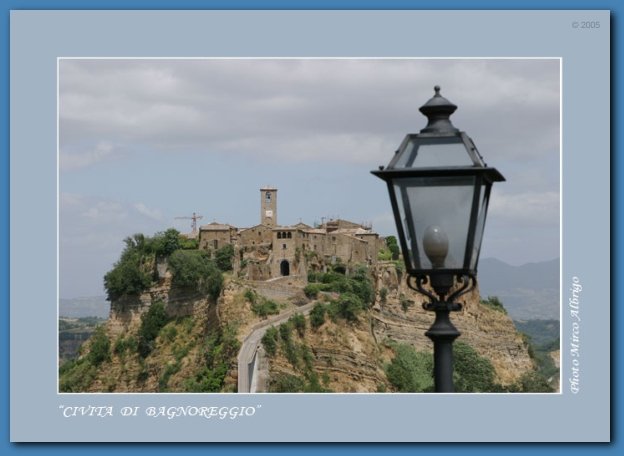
[199,222,235,231]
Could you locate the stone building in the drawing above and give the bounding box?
[198,222,238,251]
[197,187,383,280]
[239,224,273,247]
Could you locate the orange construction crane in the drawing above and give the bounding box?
[175,212,203,235]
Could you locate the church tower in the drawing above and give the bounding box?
[260,187,277,227]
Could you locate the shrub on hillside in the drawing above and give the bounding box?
[303,283,327,298]
[251,298,280,318]
[184,324,240,392]
[104,229,186,301]
[385,235,400,261]
[512,371,554,393]
[261,327,278,357]
[137,301,169,358]
[305,266,374,322]
[309,303,326,329]
[104,245,153,301]
[385,343,433,392]
[215,244,235,271]
[328,292,365,322]
[269,373,306,392]
[289,313,306,337]
[87,326,111,366]
[453,341,499,392]
[149,228,182,257]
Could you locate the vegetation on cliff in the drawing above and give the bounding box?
[60,228,238,393]
[60,303,240,393]
[515,320,560,390]
[303,265,374,322]
[263,314,330,393]
[378,235,400,261]
[384,338,553,393]
[168,250,224,299]
[103,229,231,302]
[104,229,183,300]
[60,233,556,393]
[59,325,111,392]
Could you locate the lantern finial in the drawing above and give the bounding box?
[419,86,459,134]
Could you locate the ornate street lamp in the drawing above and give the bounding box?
[372,86,505,392]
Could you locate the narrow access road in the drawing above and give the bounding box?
[237,302,316,393]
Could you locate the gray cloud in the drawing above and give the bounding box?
[59,59,560,167]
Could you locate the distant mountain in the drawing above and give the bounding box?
[59,296,110,319]
[477,258,559,321]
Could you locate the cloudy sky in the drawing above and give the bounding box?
[59,58,560,298]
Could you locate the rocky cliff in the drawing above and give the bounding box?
[61,261,540,393]
[371,264,534,386]
[262,263,536,392]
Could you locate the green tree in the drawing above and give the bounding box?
[87,326,111,366]
[150,228,182,257]
[331,292,365,322]
[453,341,497,392]
[104,246,153,301]
[269,373,305,392]
[514,371,554,393]
[137,301,169,358]
[261,327,278,356]
[215,244,235,271]
[309,303,326,329]
[168,250,223,299]
[385,235,400,261]
[385,344,434,392]
[290,313,306,337]
[184,324,240,392]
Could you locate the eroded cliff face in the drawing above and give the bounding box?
[76,268,227,393]
[371,264,534,386]
[107,274,216,339]
[264,263,535,392]
[70,262,534,393]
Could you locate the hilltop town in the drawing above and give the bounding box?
[192,187,384,280]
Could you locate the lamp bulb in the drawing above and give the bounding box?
[423,225,449,268]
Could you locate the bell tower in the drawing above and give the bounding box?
[260,187,277,227]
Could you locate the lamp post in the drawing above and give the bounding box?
[372,86,505,392]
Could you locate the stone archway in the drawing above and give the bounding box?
[280,260,290,276]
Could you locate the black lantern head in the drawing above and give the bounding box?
[372,86,505,278]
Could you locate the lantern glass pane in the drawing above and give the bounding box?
[393,176,476,270]
[390,136,474,170]
[470,184,491,271]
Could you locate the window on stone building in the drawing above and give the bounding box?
[213,240,218,249]
[287,232,292,239]
[282,244,287,250]
[277,232,282,239]
[265,192,271,203]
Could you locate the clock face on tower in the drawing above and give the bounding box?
[265,210,273,218]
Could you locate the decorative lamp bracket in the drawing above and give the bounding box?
[408,273,477,312]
